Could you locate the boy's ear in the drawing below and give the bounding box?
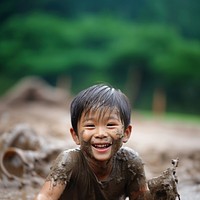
[122,125,132,143]
[70,128,80,145]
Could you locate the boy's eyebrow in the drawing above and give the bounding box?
[82,118,94,122]
[107,115,120,120]
[82,114,120,123]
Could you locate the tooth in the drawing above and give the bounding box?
[95,144,109,148]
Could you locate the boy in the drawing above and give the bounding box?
[34,84,148,200]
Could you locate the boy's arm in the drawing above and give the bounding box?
[129,184,152,200]
[129,158,180,200]
[34,181,66,200]
[124,148,151,200]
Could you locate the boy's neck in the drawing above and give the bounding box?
[84,154,113,181]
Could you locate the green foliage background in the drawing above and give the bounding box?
[0,0,200,114]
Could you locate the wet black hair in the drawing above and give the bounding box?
[70,84,131,134]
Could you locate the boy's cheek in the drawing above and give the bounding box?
[78,128,125,142]
[79,130,93,142]
[111,138,124,152]
[110,128,125,139]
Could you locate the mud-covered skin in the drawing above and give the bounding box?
[148,159,180,200]
[46,147,146,200]
[79,128,124,163]
[76,108,127,163]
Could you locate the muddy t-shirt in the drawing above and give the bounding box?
[46,147,146,200]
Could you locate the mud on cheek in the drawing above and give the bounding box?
[111,138,123,154]
[110,128,125,154]
[80,140,94,158]
[114,128,124,139]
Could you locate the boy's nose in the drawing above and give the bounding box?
[94,127,108,138]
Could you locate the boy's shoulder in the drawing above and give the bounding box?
[115,147,144,168]
[49,148,81,171]
[55,148,81,165]
[114,147,145,182]
[46,148,81,183]
[116,146,139,160]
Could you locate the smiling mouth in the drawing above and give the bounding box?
[92,143,112,149]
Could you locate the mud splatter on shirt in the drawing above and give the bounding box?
[46,147,146,200]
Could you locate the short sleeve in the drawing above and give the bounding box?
[46,149,79,185]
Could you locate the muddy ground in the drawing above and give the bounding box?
[0,81,199,199]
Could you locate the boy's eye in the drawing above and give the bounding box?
[107,123,118,127]
[85,124,95,128]
[107,123,114,126]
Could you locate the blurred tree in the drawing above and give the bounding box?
[1,0,200,40]
[140,0,200,39]
[0,14,122,92]
[0,13,200,113]
[152,39,200,113]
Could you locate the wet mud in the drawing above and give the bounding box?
[0,78,200,199]
[148,159,180,200]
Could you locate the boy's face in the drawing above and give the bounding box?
[70,108,132,162]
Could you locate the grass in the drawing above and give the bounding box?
[134,110,200,124]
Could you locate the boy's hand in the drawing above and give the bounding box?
[147,158,180,200]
